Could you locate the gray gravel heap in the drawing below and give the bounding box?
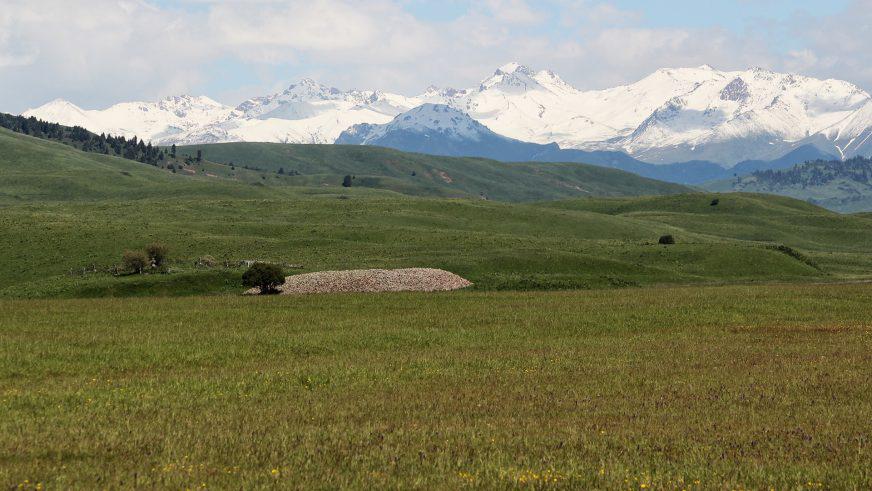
[245,268,472,295]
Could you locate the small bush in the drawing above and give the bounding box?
[658,234,675,245]
[710,198,720,206]
[242,262,286,294]
[342,175,353,187]
[145,242,169,267]
[122,250,149,274]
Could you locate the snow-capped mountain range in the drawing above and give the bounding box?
[22,63,872,166]
[336,103,841,185]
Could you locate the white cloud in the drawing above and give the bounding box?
[0,0,216,111]
[209,1,379,54]
[783,0,872,89]
[481,0,546,25]
[0,10,39,68]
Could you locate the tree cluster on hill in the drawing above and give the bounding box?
[0,112,166,166]
[750,156,872,188]
[121,242,169,274]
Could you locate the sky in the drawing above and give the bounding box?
[1,0,871,113]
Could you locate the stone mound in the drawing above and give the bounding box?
[244,268,472,295]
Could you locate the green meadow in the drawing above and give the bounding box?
[2,284,871,489]
[2,126,872,488]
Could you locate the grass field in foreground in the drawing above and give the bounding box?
[2,283,871,489]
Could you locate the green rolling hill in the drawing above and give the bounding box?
[538,193,872,252]
[176,141,691,201]
[2,127,872,298]
[705,157,872,213]
[0,123,690,203]
[0,128,286,203]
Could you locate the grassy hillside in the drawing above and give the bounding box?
[539,193,872,276]
[3,129,872,298]
[3,283,871,488]
[705,157,872,213]
[0,126,690,204]
[177,142,691,201]
[5,191,872,298]
[0,128,294,203]
[539,193,872,251]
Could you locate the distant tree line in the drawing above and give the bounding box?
[0,112,166,166]
[751,156,872,188]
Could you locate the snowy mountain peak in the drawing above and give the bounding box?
[158,94,227,110]
[397,103,471,121]
[27,98,84,114]
[21,63,872,164]
[280,78,342,100]
[380,103,489,140]
[496,62,533,75]
[23,99,89,128]
[338,103,496,145]
[162,94,211,103]
[147,95,228,122]
[533,69,572,90]
[649,65,724,82]
[422,85,468,99]
[480,63,542,91]
[42,98,78,107]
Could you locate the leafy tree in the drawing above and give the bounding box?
[145,242,169,267]
[242,263,286,294]
[122,250,149,274]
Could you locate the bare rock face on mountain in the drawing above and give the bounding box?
[720,77,751,102]
[23,63,872,166]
